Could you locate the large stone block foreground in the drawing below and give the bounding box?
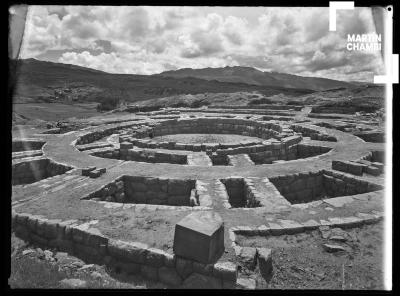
[173,211,224,264]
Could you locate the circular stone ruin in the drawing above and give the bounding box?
[12,108,385,289]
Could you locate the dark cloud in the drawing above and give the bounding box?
[94,39,112,53]
[181,30,224,58]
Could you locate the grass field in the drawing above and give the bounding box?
[13,102,100,122]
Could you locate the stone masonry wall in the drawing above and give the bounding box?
[209,104,303,111]
[12,157,73,185]
[12,212,237,288]
[269,170,383,204]
[12,140,46,152]
[89,146,188,165]
[219,178,261,208]
[83,176,197,206]
[290,125,337,142]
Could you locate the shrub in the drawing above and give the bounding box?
[248,97,273,105]
[286,100,304,106]
[190,100,211,108]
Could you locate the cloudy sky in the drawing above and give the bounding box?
[14,6,385,82]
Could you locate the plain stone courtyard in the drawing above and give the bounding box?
[11,103,386,289]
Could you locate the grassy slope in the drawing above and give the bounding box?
[11,59,314,104]
[129,84,385,112]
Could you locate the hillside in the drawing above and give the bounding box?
[158,66,355,91]
[10,59,315,104]
[296,85,385,105]
[130,85,385,113]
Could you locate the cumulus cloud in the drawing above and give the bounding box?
[18,6,385,82]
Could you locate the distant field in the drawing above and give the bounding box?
[13,102,100,122]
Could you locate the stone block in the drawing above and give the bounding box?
[120,142,133,150]
[238,247,257,271]
[236,277,256,289]
[332,160,347,172]
[192,261,214,276]
[301,219,320,230]
[30,233,48,246]
[35,218,49,236]
[115,261,141,274]
[175,256,194,279]
[82,166,96,176]
[181,272,222,289]
[213,262,237,282]
[268,222,284,235]
[278,220,304,234]
[257,248,273,279]
[163,253,176,268]
[43,219,62,239]
[26,216,38,232]
[158,267,182,286]
[222,280,236,289]
[371,162,384,172]
[74,243,102,263]
[173,211,224,264]
[89,169,102,178]
[366,166,380,176]
[347,162,363,176]
[257,225,270,235]
[86,227,108,248]
[141,265,158,281]
[146,248,168,267]
[56,239,74,253]
[108,239,149,264]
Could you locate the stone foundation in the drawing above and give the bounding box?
[269,170,383,204]
[12,211,236,288]
[220,178,261,208]
[290,125,337,142]
[83,176,198,206]
[12,157,73,185]
[12,139,45,152]
[249,143,331,164]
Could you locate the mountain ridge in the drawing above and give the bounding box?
[10,59,316,104]
[158,65,355,91]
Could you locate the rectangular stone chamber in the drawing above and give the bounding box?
[249,143,332,165]
[84,175,199,206]
[220,178,260,208]
[268,170,383,204]
[12,158,73,185]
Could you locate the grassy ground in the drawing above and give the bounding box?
[236,222,384,289]
[8,234,165,289]
[13,102,99,122]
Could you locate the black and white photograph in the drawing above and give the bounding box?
[8,3,394,290]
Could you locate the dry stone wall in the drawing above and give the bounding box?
[12,211,237,288]
[83,176,197,206]
[269,170,383,204]
[12,139,46,152]
[12,157,73,185]
[290,125,337,142]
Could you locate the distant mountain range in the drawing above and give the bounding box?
[10,59,357,104]
[158,66,354,91]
